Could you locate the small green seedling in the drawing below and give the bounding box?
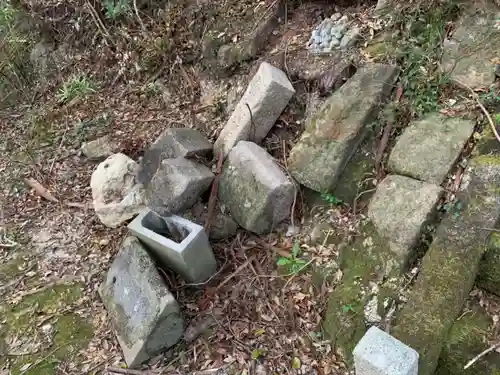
[276,240,308,274]
[321,192,342,205]
[342,304,356,313]
[57,75,95,103]
[102,0,131,19]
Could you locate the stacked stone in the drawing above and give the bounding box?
[307,14,360,53]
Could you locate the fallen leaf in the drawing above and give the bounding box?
[24,178,59,203]
[292,357,301,369]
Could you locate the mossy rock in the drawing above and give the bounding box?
[332,132,377,207]
[477,231,500,295]
[392,155,500,375]
[322,220,404,364]
[0,283,93,374]
[437,306,500,375]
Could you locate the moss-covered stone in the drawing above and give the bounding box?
[287,64,399,193]
[436,306,500,375]
[332,132,377,206]
[477,232,500,295]
[322,220,404,364]
[392,155,500,375]
[0,282,93,375]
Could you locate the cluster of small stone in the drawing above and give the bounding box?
[307,13,360,53]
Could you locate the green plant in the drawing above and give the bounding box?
[495,113,500,124]
[56,75,95,103]
[386,2,459,117]
[102,0,131,20]
[342,304,356,313]
[321,192,342,205]
[276,240,308,274]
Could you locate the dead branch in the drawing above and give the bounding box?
[107,367,158,375]
[0,227,18,248]
[24,177,59,203]
[133,0,147,32]
[205,151,224,234]
[464,341,500,369]
[214,256,255,291]
[456,80,500,144]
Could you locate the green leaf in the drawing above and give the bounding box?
[291,357,301,369]
[292,240,300,258]
[251,348,264,360]
[277,257,291,266]
[342,304,355,313]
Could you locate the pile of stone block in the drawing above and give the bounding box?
[97,61,297,368]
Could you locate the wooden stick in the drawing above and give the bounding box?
[205,151,224,234]
[107,366,158,375]
[464,341,500,369]
[214,256,255,291]
[456,80,500,144]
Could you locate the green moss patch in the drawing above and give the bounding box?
[392,156,500,375]
[1,283,93,374]
[322,220,404,364]
[477,232,500,296]
[437,306,500,375]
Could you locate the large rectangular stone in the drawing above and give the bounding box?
[214,62,295,158]
[392,155,500,375]
[287,63,399,193]
[353,326,419,375]
[99,236,184,368]
[368,175,443,266]
[128,209,217,283]
[388,113,474,184]
[219,141,294,234]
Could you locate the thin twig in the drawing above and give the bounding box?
[214,256,255,291]
[133,0,147,32]
[48,125,68,175]
[246,103,257,142]
[0,227,18,248]
[456,80,500,144]
[464,341,500,369]
[205,151,224,234]
[107,366,157,375]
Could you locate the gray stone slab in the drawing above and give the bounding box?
[138,128,212,187]
[128,209,217,283]
[392,155,500,375]
[368,175,442,263]
[287,63,399,193]
[145,158,214,216]
[81,135,118,160]
[214,62,295,158]
[388,113,474,184]
[353,326,419,375]
[219,141,294,234]
[441,2,500,89]
[99,236,183,368]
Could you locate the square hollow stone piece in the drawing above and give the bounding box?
[128,209,217,283]
[353,326,419,375]
[99,236,184,368]
[388,113,474,184]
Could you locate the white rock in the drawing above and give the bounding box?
[338,15,348,23]
[91,153,145,228]
[340,27,361,48]
[330,38,340,47]
[330,12,342,21]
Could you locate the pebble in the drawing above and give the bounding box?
[307,13,360,53]
[99,238,110,246]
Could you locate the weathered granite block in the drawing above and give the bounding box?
[138,128,212,186]
[145,158,214,216]
[219,141,294,234]
[129,209,217,283]
[323,219,406,363]
[436,305,500,375]
[477,231,500,296]
[388,113,474,184]
[99,236,184,367]
[213,62,295,158]
[287,63,399,193]
[441,2,500,89]
[353,326,418,375]
[392,155,500,375]
[368,175,443,265]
